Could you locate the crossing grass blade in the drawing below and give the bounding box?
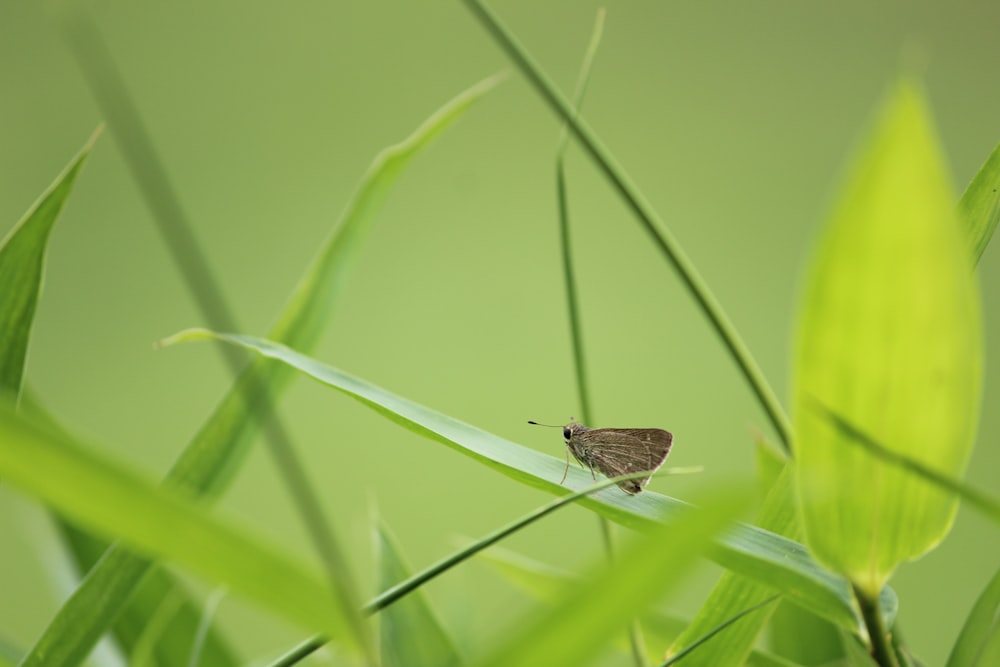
[16,75,501,667]
[958,140,1000,263]
[945,565,1000,667]
[165,330,898,635]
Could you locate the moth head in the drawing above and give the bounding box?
[563,422,589,441]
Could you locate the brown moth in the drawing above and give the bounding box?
[528,420,673,494]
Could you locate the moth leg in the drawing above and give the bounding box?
[560,446,571,485]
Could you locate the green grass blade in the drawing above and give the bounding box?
[0,128,99,396]
[376,521,461,667]
[958,141,1000,263]
[0,402,347,639]
[168,330,887,634]
[793,82,982,597]
[556,7,604,425]
[660,596,780,667]
[18,76,500,667]
[463,0,793,453]
[470,488,743,667]
[945,565,1000,667]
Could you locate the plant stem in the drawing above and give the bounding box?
[464,0,793,453]
[853,584,899,667]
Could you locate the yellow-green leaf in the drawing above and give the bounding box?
[792,81,982,596]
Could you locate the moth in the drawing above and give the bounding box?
[529,420,673,494]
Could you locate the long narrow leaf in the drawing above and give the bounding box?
[0,128,99,396]
[376,521,461,667]
[0,403,345,636]
[945,565,1000,667]
[463,0,793,452]
[18,75,501,667]
[660,597,780,667]
[167,330,894,634]
[958,141,1000,263]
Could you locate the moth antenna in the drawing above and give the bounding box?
[527,420,561,428]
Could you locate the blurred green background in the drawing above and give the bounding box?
[2,1,998,664]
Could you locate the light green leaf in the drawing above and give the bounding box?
[471,489,744,667]
[946,564,1000,667]
[376,521,461,667]
[19,75,500,667]
[792,81,982,596]
[168,330,895,634]
[0,128,99,396]
[958,141,1000,263]
[0,402,345,638]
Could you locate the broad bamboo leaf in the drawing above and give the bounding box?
[0,402,344,638]
[18,75,500,667]
[376,521,461,667]
[0,128,99,395]
[168,330,898,634]
[793,82,982,596]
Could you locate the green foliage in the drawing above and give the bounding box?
[793,83,982,597]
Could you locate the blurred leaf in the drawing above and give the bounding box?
[946,564,1000,667]
[839,631,880,667]
[812,402,1000,524]
[0,128,99,395]
[754,433,787,491]
[471,488,744,667]
[0,402,347,640]
[18,75,500,667]
[958,140,1000,263]
[376,521,461,667]
[793,82,982,596]
[170,330,894,634]
[666,466,796,666]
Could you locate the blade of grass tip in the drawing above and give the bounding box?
[557,6,604,426]
[555,11,650,665]
[376,521,461,667]
[958,140,1000,263]
[262,468,699,667]
[168,330,891,634]
[187,587,227,667]
[0,127,100,397]
[659,596,780,667]
[811,400,1000,524]
[60,13,374,663]
[945,564,1000,667]
[28,17,500,663]
[463,0,793,453]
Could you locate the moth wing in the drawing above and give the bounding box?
[581,429,673,494]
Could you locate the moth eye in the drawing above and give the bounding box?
[563,427,571,440]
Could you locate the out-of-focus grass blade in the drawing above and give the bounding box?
[793,82,982,597]
[839,631,880,667]
[376,521,461,667]
[167,331,892,634]
[958,141,1000,263]
[666,466,796,666]
[0,128,99,396]
[19,75,500,667]
[471,488,743,667]
[812,401,1000,524]
[946,565,1000,667]
[462,0,792,453]
[0,402,346,639]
